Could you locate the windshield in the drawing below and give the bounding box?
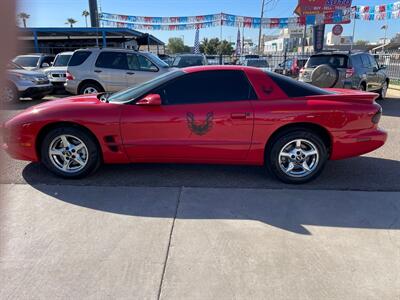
[145,52,170,68]
[306,55,348,68]
[107,70,184,104]
[13,56,40,68]
[7,61,23,69]
[246,59,269,67]
[53,54,72,66]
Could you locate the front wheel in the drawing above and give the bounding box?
[266,130,328,184]
[41,127,101,178]
[378,81,388,100]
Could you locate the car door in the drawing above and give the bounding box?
[368,55,385,90]
[126,53,159,88]
[93,51,129,92]
[120,70,255,163]
[361,54,376,91]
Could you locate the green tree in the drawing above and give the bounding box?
[82,10,90,27]
[218,40,234,55]
[200,38,233,55]
[167,37,190,54]
[17,12,30,28]
[65,18,78,28]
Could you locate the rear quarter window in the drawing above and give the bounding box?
[68,51,92,66]
[306,55,348,68]
[268,72,333,97]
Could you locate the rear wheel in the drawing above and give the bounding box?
[41,127,101,178]
[266,130,328,184]
[79,82,103,95]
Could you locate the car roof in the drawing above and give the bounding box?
[57,51,74,55]
[16,53,54,57]
[175,54,204,57]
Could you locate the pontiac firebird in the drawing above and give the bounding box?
[2,66,387,183]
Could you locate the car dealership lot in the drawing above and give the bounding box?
[1,91,400,299]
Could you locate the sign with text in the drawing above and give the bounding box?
[295,0,352,16]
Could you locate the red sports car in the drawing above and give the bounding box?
[2,66,387,183]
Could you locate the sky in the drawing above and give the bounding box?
[18,0,400,46]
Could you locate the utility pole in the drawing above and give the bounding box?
[257,0,265,55]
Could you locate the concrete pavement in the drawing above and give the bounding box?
[1,184,399,299]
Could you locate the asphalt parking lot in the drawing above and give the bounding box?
[1,90,400,299]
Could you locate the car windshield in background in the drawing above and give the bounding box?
[53,54,72,66]
[306,55,348,68]
[7,62,24,69]
[107,70,184,104]
[173,56,204,68]
[145,52,170,68]
[246,59,269,67]
[13,56,40,68]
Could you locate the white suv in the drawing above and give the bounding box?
[65,48,173,95]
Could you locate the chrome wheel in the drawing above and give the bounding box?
[83,86,98,94]
[48,134,89,173]
[278,139,319,178]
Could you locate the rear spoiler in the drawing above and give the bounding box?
[306,89,379,105]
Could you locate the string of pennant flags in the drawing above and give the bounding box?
[99,2,400,31]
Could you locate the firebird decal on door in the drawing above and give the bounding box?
[186,112,214,136]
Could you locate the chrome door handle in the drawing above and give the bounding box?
[94,69,102,73]
[126,71,135,75]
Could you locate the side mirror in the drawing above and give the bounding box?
[373,66,379,72]
[136,94,162,106]
[380,64,386,70]
[41,62,50,68]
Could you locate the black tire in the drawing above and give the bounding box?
[265,129,328,184]
[78,82,103,95]
[40,126,101,178]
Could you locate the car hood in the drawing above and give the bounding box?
[8,69,46,76]
[29,94,102,111]
[44,66,67,73]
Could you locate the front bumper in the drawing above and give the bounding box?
[19,84,53,98]
[330,128,387,160]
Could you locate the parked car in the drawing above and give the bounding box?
[171,54,208,68]
[243,58,271,71]
[299,51,389,99]
[2,61,53,103]
[43,51,73,90]
[12,53,55,71]
[65,48,172,95]
[274,57,308,78]
[158,54,174,66]
[3,66,386,184]
[239,54,260,65]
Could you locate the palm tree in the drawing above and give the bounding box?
[82,10,90,27]
[65,18,77,28]
[17,12,30,28]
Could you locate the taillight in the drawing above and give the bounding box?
[372,107,382,124]
[66,71,74,81]
[345,68,355,79]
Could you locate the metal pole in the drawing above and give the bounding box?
[350,18,356,51]
[242,23,245,54]
[258,0,265,55]
[383,20,388,53]
[302,23,306,55]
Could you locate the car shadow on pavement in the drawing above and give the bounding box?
[377,98,400,117]
[20,156,400,234]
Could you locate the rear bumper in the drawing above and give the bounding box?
[65,80,79,95]
[330,128,387,160]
